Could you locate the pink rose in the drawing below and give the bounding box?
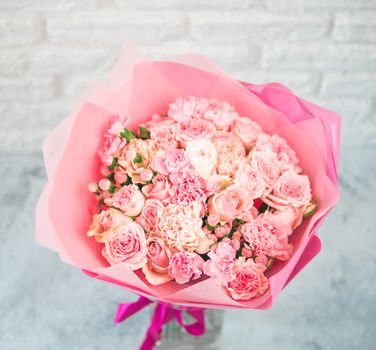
[168,251,204,284]
[214,135,246,177]
[112,184,145,216]
[135,199,164,234]
[208,184,254,224]
[107,114,130,136]
[202,98,238,131]
[272,206,305,230]
[240,212,293,261]
[186,140,217,178]
[102,222,147,269]
[233,117,262,150]
[203,242,236,285]
[87,208,133,242]
[151,149,189,175]
[99,133,126,166]
[225,257,269,300]
[263,171,312,210]
[142,174,171,205]
[176,117,216,144]
[249,151,281,187]
[168,96,209,123]
[142,237,173,285]
[150,124,179,150]
[254,134,300,172]
[170,170,210,208]
[235,162,266,199]
[118,139,158,184]
[158,203,211,254]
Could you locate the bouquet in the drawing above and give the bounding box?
[36,48,341,349]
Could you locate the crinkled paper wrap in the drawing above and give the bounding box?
[36,47,341,310]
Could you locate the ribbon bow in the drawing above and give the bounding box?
[115,296,206,350]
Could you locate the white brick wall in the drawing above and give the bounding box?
[0,0,375,152]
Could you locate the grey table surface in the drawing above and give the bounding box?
[0,145,375,350]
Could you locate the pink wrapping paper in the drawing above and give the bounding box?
[35,47,340,309]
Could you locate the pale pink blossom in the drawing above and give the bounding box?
[140,168,153,182]
[203,242,236,285]
[186,140,217,179]
[88,182,98,193]
[102,222,147,270]
[142,237,173,285]
[107,114,130,136]
[99,134,126,166]
[225,257,269,300]
[208,184,254,224]
[168,251,204,284]
[98,178,111,191]
[114,171,128,186]
[207,213,219,227]
[142,174,171,205]
[233,117,262,150]
[112,184,145,217]
[158,203,211,254]
[263,171,312,210]
[135,199,164,235]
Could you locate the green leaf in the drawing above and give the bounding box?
[139,126,150,140]
[258,202,269,214]
[133,153,142,164]
[108,157,118,171]
[120,128,137,142]
[108,183,116,194]
[303,200,317,219]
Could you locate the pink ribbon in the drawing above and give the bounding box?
[115,296,206,350]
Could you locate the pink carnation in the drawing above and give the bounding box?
[150,124,179,150]
[203,242,236,285]
[168,96,209,123]
[240,213,293,261]
[99,134,126,166]
[255,134,300,172]
[202,98,238,131]
[168,251,204,284]
[225,257,269,300]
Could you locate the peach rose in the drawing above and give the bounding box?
[118,138,158,184]
[102,222,147,270]
[176,117,216,144]
[112,184,145,217]
[208,184,254,224]
[87,208,133,243]
[158,203,211,254]
[225,257,269,300]
[249,151,281,187]
[263,171,312,210]
[135,199,164,234]
[233,117,262,150]
[214,135,246,177]
[272,206,305,230]
[142,174,171,205]
[235,162,266,199]
[186,140,217,179]
[168,252,204,284]
[142,237,173,285]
